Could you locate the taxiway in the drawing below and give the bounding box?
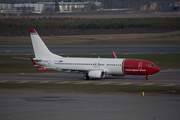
[1,46,180,55]
[0,69,180,86]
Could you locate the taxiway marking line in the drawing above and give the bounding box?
[0,81,7,83]
[16,81,28,83]
[96,82,111,85]
[139,83,154,86]
[37,81,49,83]
[43,73,51,74]
[75,82,90,84]
[60,96,67,99]
[117,83,132,85]
[55,81,70,84]
[160,84,175,86]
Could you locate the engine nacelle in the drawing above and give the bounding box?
[88,70,105,79]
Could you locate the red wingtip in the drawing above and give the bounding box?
[29,29,36,33]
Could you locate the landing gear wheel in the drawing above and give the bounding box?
[83,75,89,80]
[144,77,148,80]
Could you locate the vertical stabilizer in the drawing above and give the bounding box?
[29,29,61,59]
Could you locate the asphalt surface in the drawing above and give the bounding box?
[1,46,180,55]
[0,69,180,86]
[0,89,180,120]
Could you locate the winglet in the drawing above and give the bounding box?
[112,51,117,59]
[30,57,38,66]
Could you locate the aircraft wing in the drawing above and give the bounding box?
[44,67,104,74]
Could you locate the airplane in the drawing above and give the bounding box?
[29,29,160,80]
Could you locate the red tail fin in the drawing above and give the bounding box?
[29,29,36,33]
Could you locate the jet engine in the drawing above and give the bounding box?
[88,70,105,79]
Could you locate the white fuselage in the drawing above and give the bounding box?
[37,57,125,76]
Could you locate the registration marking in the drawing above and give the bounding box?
[117,83,132,85]
[55,81,70,84]
[75,82,90,84]
[96,82,111,85]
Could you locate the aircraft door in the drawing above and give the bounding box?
[138,62,143,74]
[42,60,51,67]
[48,60,51,67]
[138,62,144,74]
[138,62,143,70]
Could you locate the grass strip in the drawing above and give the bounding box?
[1,32,180,46]
[0,83,180,94]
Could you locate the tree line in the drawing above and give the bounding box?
[1,17,180,31]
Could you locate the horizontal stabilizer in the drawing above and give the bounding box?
[30,57,38,66]
[12,57,30,60]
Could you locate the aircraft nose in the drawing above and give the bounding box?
[153,66,160,73]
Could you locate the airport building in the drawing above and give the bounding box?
[0,1,102,15]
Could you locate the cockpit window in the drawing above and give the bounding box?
[146,64,155,66]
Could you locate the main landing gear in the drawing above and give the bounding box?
[83,75,89,80]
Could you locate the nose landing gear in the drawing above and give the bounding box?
[144,75,151,80]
